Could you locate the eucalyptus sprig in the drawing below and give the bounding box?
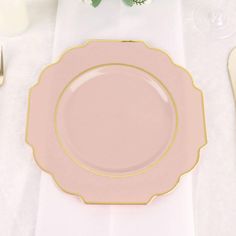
[123,0,151,6]
[88,0,152,8]
[91,0,102,7]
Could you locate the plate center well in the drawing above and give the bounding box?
[55,64,177,176]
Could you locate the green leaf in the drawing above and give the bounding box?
[123,0,134,7]
[92,0,102,7]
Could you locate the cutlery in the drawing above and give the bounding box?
[0,47,4,86]
[228,47,236,104]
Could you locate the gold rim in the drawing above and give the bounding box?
[25,39,208,204]
[54,63,179,178]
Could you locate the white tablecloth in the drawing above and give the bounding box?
[0,0,57,235]
[183,1,236,236]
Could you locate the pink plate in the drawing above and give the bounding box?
[26,40,207,204]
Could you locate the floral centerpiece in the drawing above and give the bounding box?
[83,0,152,8]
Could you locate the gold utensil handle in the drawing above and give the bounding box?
[228,48,236,103]
[0,46,4,86]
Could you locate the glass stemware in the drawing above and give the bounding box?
[194,0,236,39]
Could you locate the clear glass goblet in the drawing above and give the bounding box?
[194,0,236,39]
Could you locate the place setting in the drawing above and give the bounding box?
[26,39,207,204]
[1,0,236,236]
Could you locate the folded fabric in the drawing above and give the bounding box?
[35,1,195,235]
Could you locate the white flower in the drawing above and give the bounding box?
[81,0,92,5]
[144,0,152,4]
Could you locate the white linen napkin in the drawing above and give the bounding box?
[35,1,195,235]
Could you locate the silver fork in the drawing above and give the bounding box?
[0,47,4,86]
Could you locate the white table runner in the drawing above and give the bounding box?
[35,1,195,235]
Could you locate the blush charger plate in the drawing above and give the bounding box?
[26,40,207,204]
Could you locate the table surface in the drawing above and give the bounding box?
[183,1,236,236]
[0,0,236,235]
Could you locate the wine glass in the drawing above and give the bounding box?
[194,0,236,39]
